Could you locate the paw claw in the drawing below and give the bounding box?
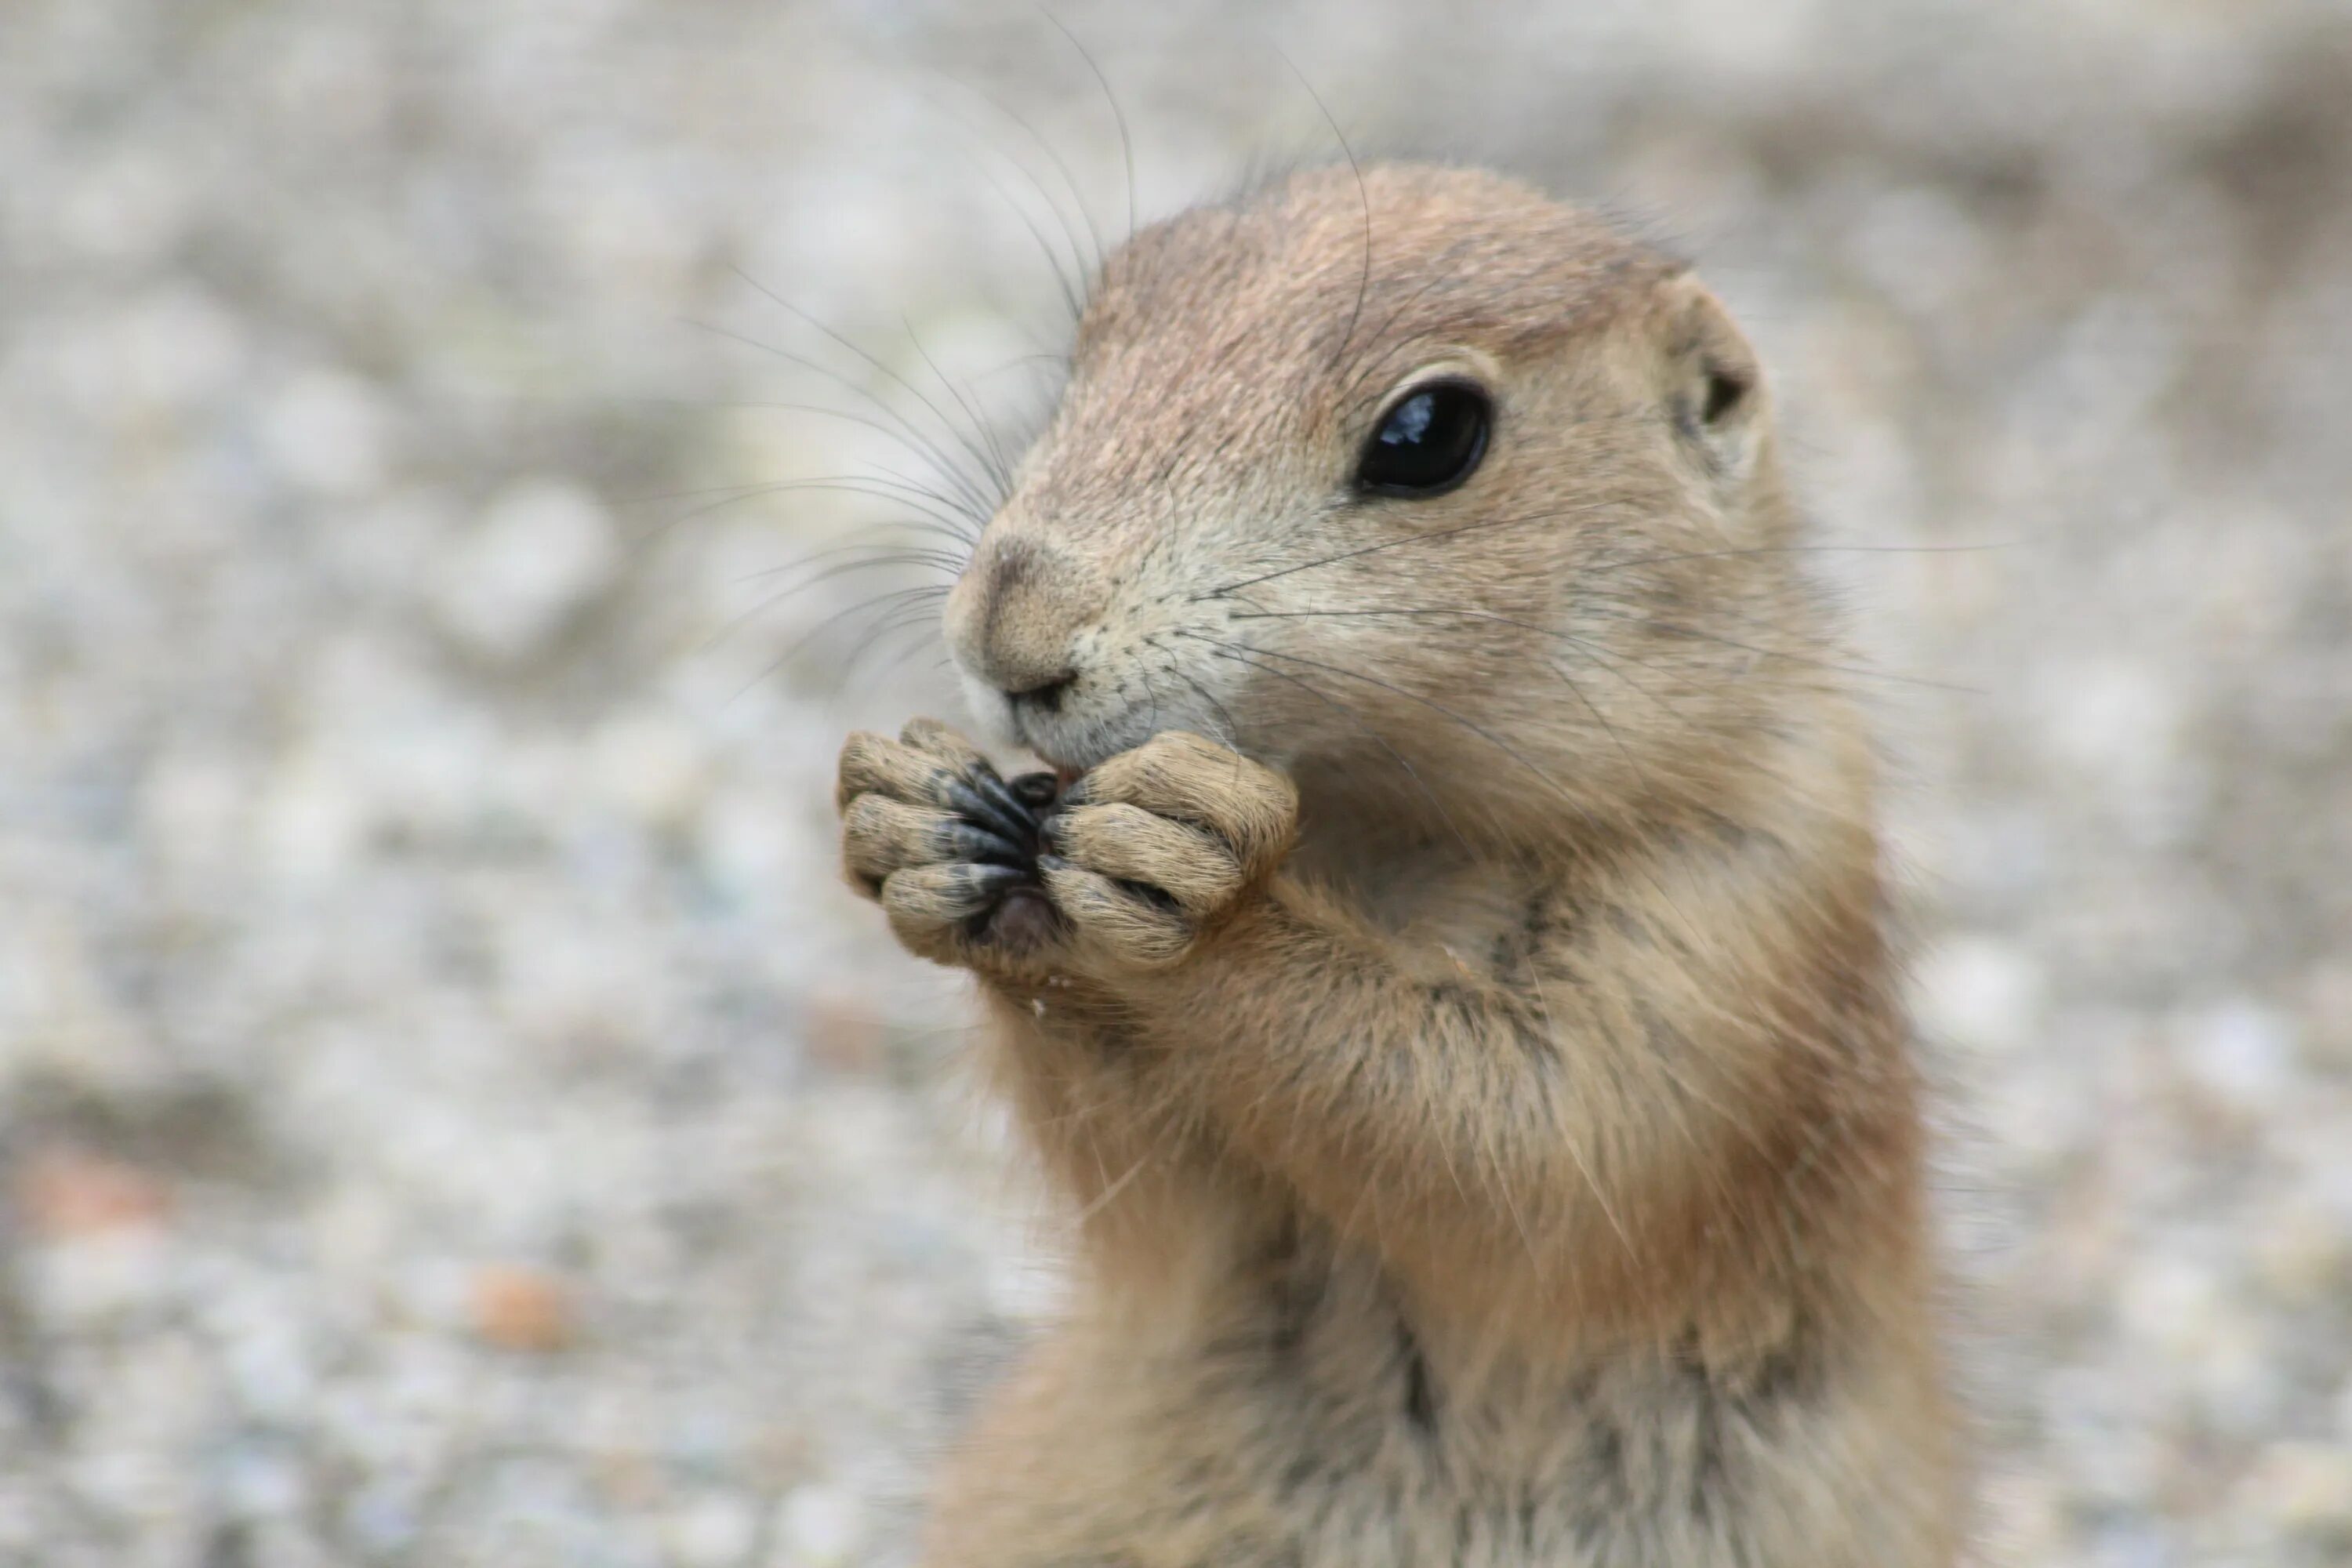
[943,778,1037,847]
[938,822,1029,867]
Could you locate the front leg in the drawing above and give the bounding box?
[1036,731,1299,971]
[836,719,1064,979]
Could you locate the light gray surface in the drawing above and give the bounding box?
[5,2,2350,1563]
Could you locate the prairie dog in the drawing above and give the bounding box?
[835,164,1960,1566]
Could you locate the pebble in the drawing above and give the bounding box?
[431,478,619,662]
[776,1483,864,1566]
[256,369,391,499]
[668,1493,760,1566]
[13,1146,172,1239]
[469,1265,577,1354]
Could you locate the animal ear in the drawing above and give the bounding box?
[1654,272,1766,487]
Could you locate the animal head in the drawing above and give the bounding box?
[946,163,1815,844]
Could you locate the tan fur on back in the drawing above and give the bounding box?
[836,163,1962,1566]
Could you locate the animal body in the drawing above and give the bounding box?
[834,162,1960,1566]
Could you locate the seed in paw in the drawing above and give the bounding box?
[1009,771,1060,811]
[939,761,1069,940]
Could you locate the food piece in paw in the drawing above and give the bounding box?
[965,768,1065,952]
[1009,771,1062,812]
[941,760,1055,941]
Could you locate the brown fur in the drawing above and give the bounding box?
[835,164,1961,1565]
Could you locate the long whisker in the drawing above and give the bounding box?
[1582,539,2011,576]
[1576,605,1984,695]
[721,267,1014,504]
[630,477,978,555]
[622,390,995,528]
[731,583,953,703]
[862,617,956,692]
[1337,273,1460,403]
[840,598,954,689]
[1185,636,1479,862]
[1225,604,1701,720]
[1202,495,1639,597]
[903,317,1015,493]
[1043,10,1135,245]
[1187,632,1716,956]
[1271,47,1370,376]
[699,555,953,659]
[914,64,1106,281]
[678,321,1001,521]
[931,129,1088,323]
[735,541,966,583]
[1149,644,1246,751]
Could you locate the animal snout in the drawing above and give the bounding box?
[945,532,1102,708]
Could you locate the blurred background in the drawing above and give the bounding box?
[5,1,2351,1563]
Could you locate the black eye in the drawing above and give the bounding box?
[1356,378,1492,498]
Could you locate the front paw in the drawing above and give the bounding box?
[1037,731,1298,971]
[837,719,1062,974]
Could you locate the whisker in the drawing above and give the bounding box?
[1582,540,2013,576]
[1270,48,1370,376]
[1043,10,1135,245]
[731,583,953,704]
[915,63,1106,283]
[1149,644,1246,751]
[735,543,966,584]
[1337,275,1460,404]
[699,555,952,659]
[1181,630,1594,815]
[1184,635,1479,863]
[902,316,1015,494]
[630,477,978,555]
[721,267,1015,505]
[620,392,994,531]
[930,129,1088,324]
[1203,494,1640,597]
[840,600,954,691]
[1577,606,1984,695]
[683,313,1000,521]
[1224,604,1702,721]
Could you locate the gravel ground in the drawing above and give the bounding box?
[5,2,2351,1564]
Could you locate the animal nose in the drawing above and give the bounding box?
[945,532,1101,702]
[1006,670,1077,712]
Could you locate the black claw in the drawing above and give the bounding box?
[938,822,1028,867]
[967,768,1040,843]
[962,862,1028,895]
[944,779,1034,846]
[1009,771,1060,809]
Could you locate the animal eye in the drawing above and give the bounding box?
[1356,378,1491,498]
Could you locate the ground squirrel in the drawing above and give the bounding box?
[834,163,1960,1566]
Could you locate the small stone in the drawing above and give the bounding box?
[666,1493,757,1567]
[258,368,390,497]
[803,992,884,1074]
[775,1483,862,1565]
[431,477,618,661]
[590,710,710,829]
[1911,935,2043,1055]
[2239,1443,2352,1537]
[2251,1205,2350,1304]
[2178,1000,2297,1115]
[468,1265,575,1354]
[13,1146,172,1239]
